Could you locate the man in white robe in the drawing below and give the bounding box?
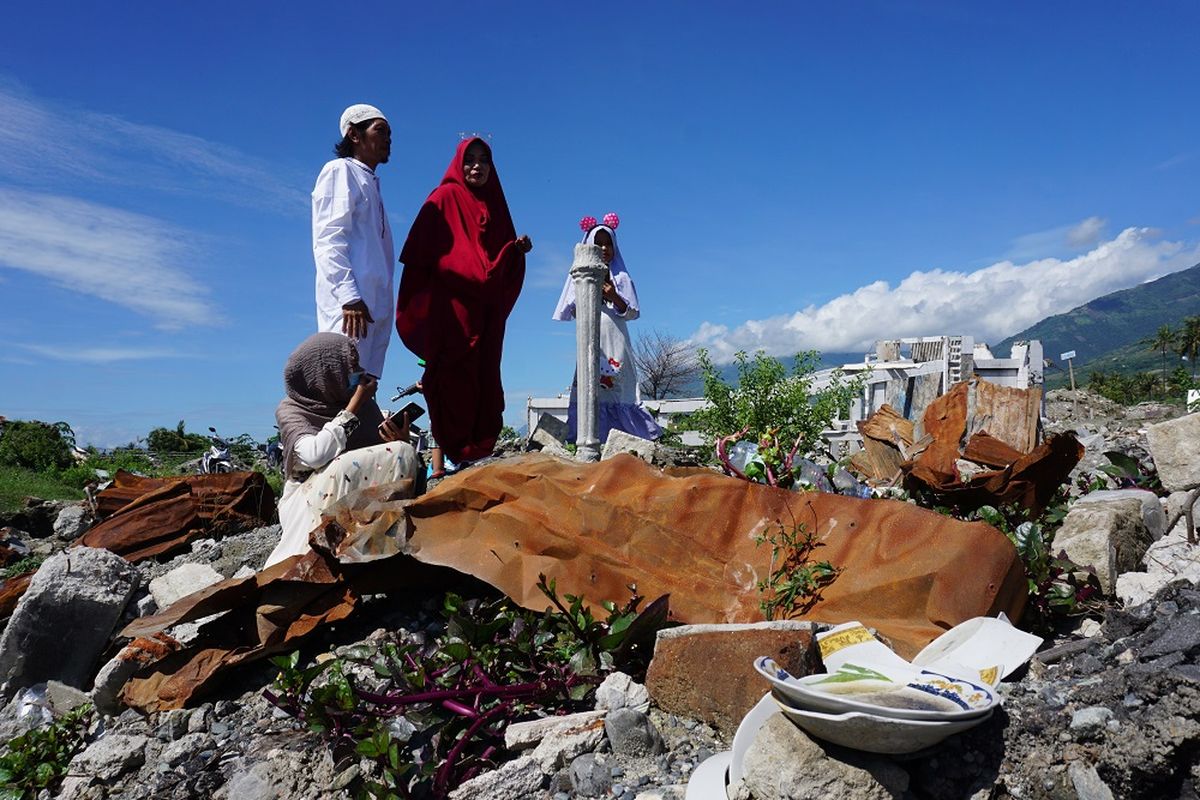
[311,104,395,378]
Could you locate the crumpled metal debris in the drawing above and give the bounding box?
[119,454,1024,711]
[78,470,276,562]
[853,378,1082,517]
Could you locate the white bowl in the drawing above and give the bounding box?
[753,656,997,721]
[773,696,994,754]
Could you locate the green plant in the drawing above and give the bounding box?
[0,704,93,799]
[1099,451,1163,493]
[0,556,43,581]
[754,518,839,620]
[973,504,1102,629]
[266,581,669,799]
[691,349,864,486]
[0,421,75,473]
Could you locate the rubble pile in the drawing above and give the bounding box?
[0,398,1197,799]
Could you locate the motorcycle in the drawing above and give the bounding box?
[200,427,234,474]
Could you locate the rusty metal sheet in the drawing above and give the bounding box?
[972,381,1041,453]
[118,455,1028,710]
[79,471,276,562]
[962,431,1027,469]
[0,571,33,621]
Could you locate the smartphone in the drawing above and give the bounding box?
[381,403,425,431]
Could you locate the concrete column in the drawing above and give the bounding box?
[571,242,608,461]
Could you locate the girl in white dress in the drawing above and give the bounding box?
[552,214,662,443]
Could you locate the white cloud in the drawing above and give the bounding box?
[13,343,183,363]
[1065,216,1107,248]
[525,238,573,290]
[0,77,306,213]
[0,188,222,327]
[690,227,1200,364]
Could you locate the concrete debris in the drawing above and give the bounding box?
[738,714,909,800]
[1115,526,1200,607]
[448,754,546,800]
[504,709,607,751]
[1051,492,1156,593]
[645,621,818,737]
[148,562,225,609]
[601,429,658,463]
[527,412,570,454]
[595,671,651,712]
[53,503,92,540]
[1147,412,1200,492]
[604,707,665,758]
[0,547,138,694]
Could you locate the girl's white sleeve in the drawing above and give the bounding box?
[293,410,357,470]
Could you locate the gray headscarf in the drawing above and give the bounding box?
[275,333,384,479]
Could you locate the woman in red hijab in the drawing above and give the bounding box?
[396,138,531,466]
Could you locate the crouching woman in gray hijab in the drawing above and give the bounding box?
[265,332,418,567]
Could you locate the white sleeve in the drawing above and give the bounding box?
[312,162,362,307]
[293,410,356,470]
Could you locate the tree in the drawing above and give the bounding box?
[1144,324,1177,398]
[146,420,210,453]
[633,329,700,400]
[1178,315,1200,380]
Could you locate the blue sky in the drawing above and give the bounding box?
[1,1,1198,447]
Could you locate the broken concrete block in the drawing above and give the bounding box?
[1147,413,1200,491]
[447,755,545,800]
[644,621,818,737]
[66,733,149,782]
[601,430,657,463]
[148,562,224,610]
[1073,489,1166,541]
[1115,527,1200,607]
[0,547,138,693]
[740,714,909,800]
[1052,495,1154,594]
[53,504,91,541]
[528,413,569,451]
[503,709,605,751]
[530,714,606,771]
[45,680,92,714]
[594,671,650,712]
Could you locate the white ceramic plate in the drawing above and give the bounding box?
[772,695,994,754]
[753,656,997,721]
[730,693,780,784]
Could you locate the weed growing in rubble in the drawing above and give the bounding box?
[265,579,669,799]
[973,503,1103,630]
[0,704,93,800]
[754,519,839,620]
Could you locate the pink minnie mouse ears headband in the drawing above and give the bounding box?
[579,212,620,233]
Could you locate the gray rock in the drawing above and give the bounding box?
[604,708,664,758]
[1052,495,1155,593]
[505,709,606,750]
[1070,706,1114,734]
[1141,613,1200,659]
[44,680,91,713]
[595,672,650,712]
[741,715,908,800]
[531,714,606,771]
[161,731,212,767]
[1074,489,1167,541]
[68,733,149,781]
[569,752,613,797]
[601,430,658,463]
[1115,527,1200,607]
[447,754,545,799]
[1069,760,1116,800]
[52,504,91,541]
[148,562,223,609]
[1147,413,1200,491]
[529,414,570,452]
[0,547,138,692]
[155,709,192,741]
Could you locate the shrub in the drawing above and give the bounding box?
[0,421,75,472]
[690,349,865,483]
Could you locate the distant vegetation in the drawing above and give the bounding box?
[0,418,280,513]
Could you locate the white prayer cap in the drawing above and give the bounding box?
[339,104,387,137]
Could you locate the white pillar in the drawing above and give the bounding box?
[571,242,607,462]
